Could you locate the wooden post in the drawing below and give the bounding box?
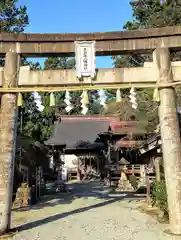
[97,156,99,174]
[146,174,152,207]
[0,51,19,234]
[154,157,161,182]
[77,157,80,181]
[154,48,181,235]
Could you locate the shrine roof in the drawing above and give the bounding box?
[44,116,111,148]
[140,132,161,147]
[139,133,161,154]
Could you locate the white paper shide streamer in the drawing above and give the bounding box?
[98,89,107,110]
[64,91,73,112]
[129,87,138,109]
[80,90,89,115]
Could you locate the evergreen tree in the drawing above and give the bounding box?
[0,0,28,33]
[0,1,44,141]
[110,0,181,131]
[113,0,181,67]
[0,0,28,66]
[17,61,44,141]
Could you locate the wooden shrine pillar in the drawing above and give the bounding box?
[154,157,161,183]
[154,48,181,235]
[97,156,100,174]
[0,51,19,234]
[77,157,81,180]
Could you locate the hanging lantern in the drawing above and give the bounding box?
[17,93,23,107]
[49,92,55,107]
[129,87,138,109]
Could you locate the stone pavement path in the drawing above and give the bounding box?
[11,180,171,240]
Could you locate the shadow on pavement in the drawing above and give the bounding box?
[14,180,146,232]
[16,197,121,232]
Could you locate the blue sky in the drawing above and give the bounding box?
[18,0,133,68]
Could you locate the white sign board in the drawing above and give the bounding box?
[75,41,96,78]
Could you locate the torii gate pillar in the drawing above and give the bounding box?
[154,48,181,235]
[0,51,19,234]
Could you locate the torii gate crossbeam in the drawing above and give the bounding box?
[0,26,181,56]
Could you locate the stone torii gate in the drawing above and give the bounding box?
[0,26,181,235]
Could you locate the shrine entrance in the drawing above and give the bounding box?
[0,26,181,235]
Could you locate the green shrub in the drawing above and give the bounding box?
[152,180,168,215]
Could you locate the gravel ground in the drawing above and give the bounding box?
[11,180,172,240]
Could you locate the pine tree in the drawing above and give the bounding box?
[111,0,181,131]
[113,0,181,67]
[0,0,28,66]
[0,0,28,33]
[0,1,45,141]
